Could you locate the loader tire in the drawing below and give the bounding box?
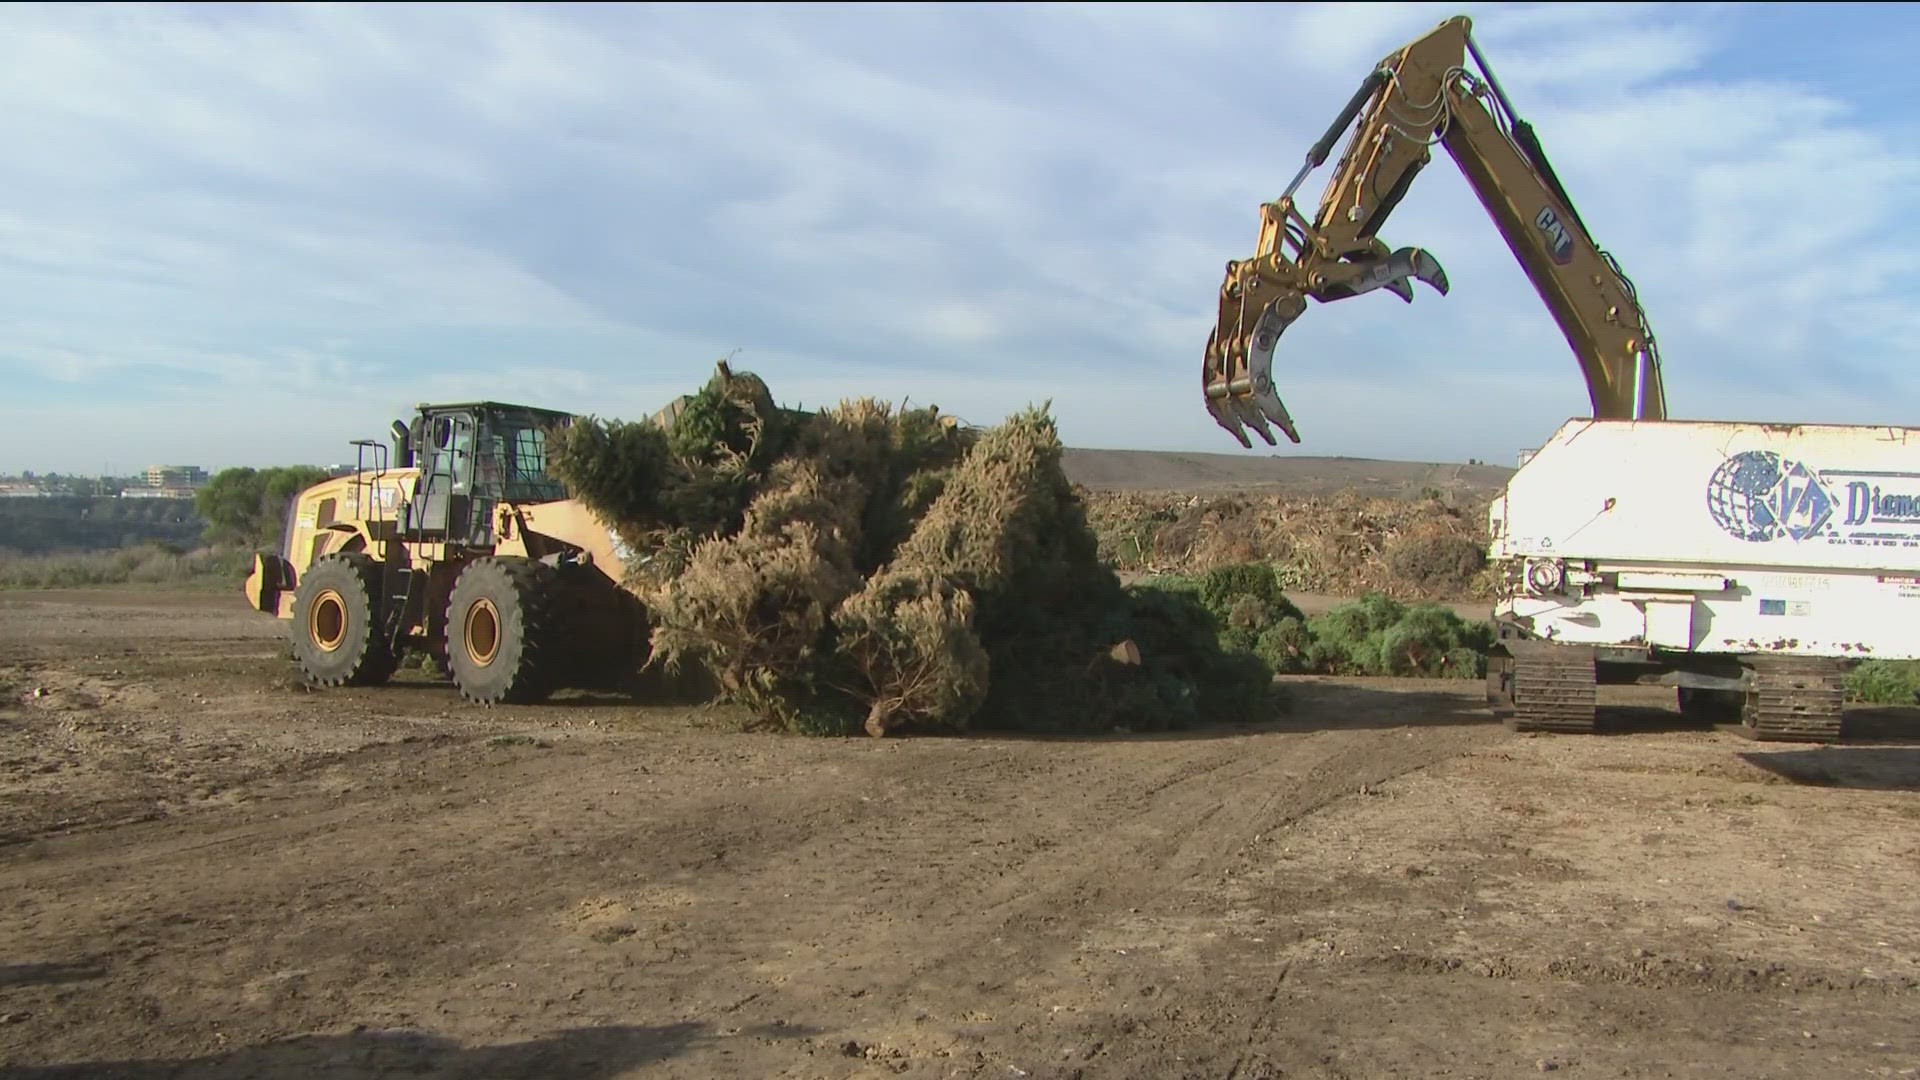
[289,552,398,689]
[446,557,561,705]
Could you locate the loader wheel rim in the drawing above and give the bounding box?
[464,598,501,668]
[310,589,348,653]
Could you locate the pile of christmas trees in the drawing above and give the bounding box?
[549,363,1277,737]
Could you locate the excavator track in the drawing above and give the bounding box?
[1740,656,1845,743]
[1500,641,1596,734]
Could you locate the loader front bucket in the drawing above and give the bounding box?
[244,553,295,616]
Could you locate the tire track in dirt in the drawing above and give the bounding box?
[612,717,1506,1073]
[0,730,1107,1055]
[0,707,1499,1075]
[2,590,1515,1079]
[0,732,493,879]
[16,593,1916,1078]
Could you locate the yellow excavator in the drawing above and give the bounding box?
[1200,14,1667,448]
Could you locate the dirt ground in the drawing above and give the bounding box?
[1,590,1918,1080]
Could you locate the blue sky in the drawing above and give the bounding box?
[2,1,1917,473]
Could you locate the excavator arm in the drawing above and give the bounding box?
[1201,14,1667,447]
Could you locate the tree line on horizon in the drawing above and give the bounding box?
[0,466,330,556]
[192,466,333,549]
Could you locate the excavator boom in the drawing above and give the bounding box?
[1201,14,1667,448]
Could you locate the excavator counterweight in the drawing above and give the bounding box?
[1201,14,1665,448]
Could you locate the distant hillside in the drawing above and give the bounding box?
[1061,448,1514,500]
[0,496,205,556]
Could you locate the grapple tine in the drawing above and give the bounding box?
[1205,405,1251,447]
[1205,384,1254,448]
[1210,402,1255,449]
[1203,327,1255,448]
[1405,246,1449,295]
[1242,297,1305,444]
[1344,246,1450,303]
[1231,396,1281,446]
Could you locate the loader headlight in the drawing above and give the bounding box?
[1524,557,1566,596]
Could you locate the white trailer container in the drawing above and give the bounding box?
[1485,418,1920,741]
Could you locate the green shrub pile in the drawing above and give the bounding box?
[1149,562,1493,681]
[1289,591,1491,679]
[1844,660,1920,706]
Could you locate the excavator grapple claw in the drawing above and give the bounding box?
[1202,246,1447,447]
[1203,296,1305,448]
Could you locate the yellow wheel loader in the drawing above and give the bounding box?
[244,401,649,704]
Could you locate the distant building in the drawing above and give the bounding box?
[0,482,44,498]
[146,465,208,489]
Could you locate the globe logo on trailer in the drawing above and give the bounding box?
[1706,451,1835,542]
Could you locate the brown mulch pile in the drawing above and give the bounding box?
[1082,489,1496,599]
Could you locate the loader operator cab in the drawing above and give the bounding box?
[398,402,574,548]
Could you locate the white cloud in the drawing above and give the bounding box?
[0,2,1915,475]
